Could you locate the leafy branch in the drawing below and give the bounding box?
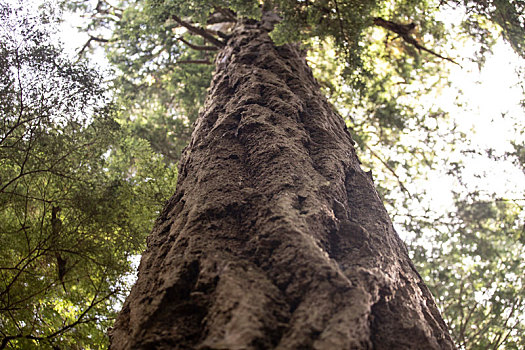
[373,17,460,66]
[0,289,118,349]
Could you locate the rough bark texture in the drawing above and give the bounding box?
[110,17,456,350]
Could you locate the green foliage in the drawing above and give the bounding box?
[453,0,525,59]
[103,0,215,162]
[108,5,213,163]
[0,2,176,348]
[270,0,379,74]
[408,192,525,349]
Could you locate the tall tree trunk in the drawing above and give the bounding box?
[110,17,456,350]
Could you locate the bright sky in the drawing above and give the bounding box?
[425,40,525,210]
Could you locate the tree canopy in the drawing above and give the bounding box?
[0,2,176,348]
[1,0,524,348]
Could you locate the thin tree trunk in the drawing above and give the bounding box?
[110,16,456,350]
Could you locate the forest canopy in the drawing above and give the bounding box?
[1,0,524,348]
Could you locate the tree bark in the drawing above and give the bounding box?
[110,17,456,350]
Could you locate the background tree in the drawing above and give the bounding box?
[0,2,176,348]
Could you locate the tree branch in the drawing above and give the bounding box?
[176,59,213,65]
[212,7,237,23]
[0,289,118,349]
[77,35,110,59]
[0,49,26,147]
[176,37,218,51]
[171,15,225,48]
[332,0,351,57]
[373,17,461,66]
[364,143,413,198]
